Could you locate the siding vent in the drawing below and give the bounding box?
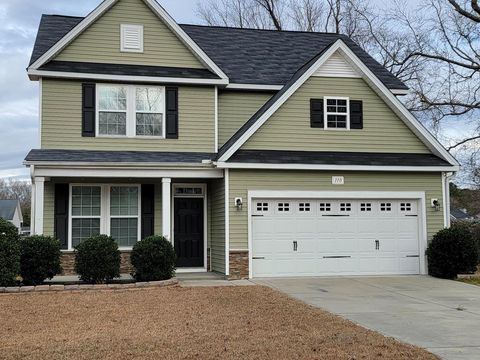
[121,24,144,53]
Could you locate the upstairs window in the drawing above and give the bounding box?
[97,85,165,138]
[325,97,349,129]
[121,24,144,53]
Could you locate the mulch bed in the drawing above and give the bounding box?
[0,286,437,359]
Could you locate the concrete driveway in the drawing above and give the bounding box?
[254,276,480,360]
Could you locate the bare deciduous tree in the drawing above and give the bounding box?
[195,0,480,187]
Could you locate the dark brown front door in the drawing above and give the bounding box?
[174,198,204,267]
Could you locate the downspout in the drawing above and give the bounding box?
[443,172,454,228]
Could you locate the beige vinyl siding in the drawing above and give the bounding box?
[55,0,204,68]
[243,77,430,153]
[218,91,273,147]
[41,79,215,152]
[209,178,225,273]
[228,170,444,250]
[43,182,55,237]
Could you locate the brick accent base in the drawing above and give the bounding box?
[60,251,133,276]
[228,250,249,280]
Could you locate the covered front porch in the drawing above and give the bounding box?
[28,159,226,276]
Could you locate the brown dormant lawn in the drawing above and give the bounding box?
[0,285,437,360]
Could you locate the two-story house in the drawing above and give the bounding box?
[25,0,459,279]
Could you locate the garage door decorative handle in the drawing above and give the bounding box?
[375,240,380,250]
[293,241,298,251]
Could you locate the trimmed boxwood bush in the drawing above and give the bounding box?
[426,224,479,279]
[20,236,62,285]
[0,219,20,287]
[74,235,121,283]
[131,236,176,281]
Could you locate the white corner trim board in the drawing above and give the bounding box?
[224,169,230,276]
[217,39,459,168]
[28,0,229,82]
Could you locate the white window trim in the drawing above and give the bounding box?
[324,96,350,130]
[68,184,142,251]
[96,84,166,139]
[120,24,144,53]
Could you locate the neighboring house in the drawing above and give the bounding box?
[450,208,474,222]
[0,199,23,233]
[25,0,459,279]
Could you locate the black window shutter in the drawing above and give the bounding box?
[350,100,363,129]
[310,99,324,128]
[165,87,178,139]
[141,184,155,239]
[54,184,69,250]
[82,83,96,137]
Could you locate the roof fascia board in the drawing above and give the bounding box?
[143,0,228,81]
[219,40,458,166]
[215,161,459,172]
[29,0,229,82]
[218,40,344,162]
[391,89,409,95]
[23,161,214,168]
[226,83,283,91]
[27,69,228,85]
[29,0,118,70]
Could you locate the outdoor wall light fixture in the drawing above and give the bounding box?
[235,197,243,211]
[431,199,440,211]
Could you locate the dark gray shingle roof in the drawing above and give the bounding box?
[181,24,407,89]
[450,208,472,220]
[39,61,220,79]
[0,200,19,221]
[228,150,451,167]
[25,149,215,164]
[29,15,407,90]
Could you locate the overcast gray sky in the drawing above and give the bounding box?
[0,0,468,181]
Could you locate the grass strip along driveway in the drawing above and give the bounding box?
[0,286,436,359]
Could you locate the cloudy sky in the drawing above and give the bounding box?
[0,0,197,180]
[0,0,470,181]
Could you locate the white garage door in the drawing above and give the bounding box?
[252,198,421,277]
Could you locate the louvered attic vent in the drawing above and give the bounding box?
[120,24,144,53]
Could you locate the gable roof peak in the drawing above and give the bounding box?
[28,0,229,81]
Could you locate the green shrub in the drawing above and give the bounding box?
[0,222,20,286]
[131,236,176,281]
[20,236,62,285]
[0,238,20,287]
[427,224,479,279]
[461,221,480,264]
[74,235,121,283]
[0,218,19,239]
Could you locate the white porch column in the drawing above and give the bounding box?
[33,177,46,235]
[162,178,172,240]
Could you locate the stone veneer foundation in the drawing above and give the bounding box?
[61,252,133,276]
[228,250,249,280]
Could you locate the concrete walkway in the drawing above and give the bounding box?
[254,276,480,360]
